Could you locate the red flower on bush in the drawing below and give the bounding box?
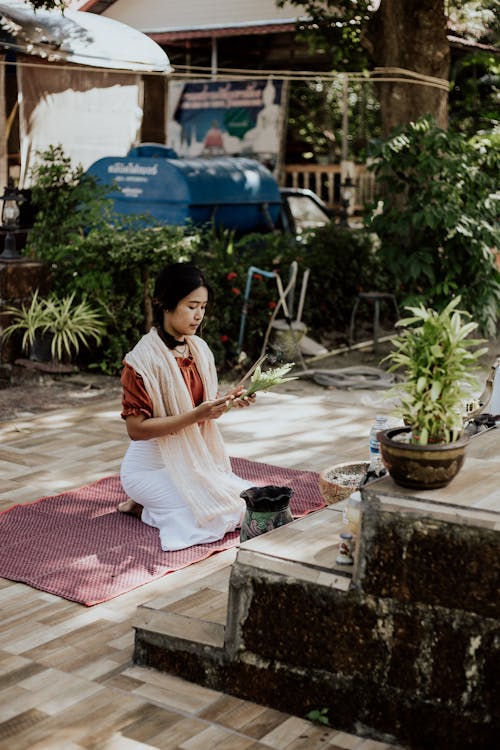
[226,271,237,280]
[232,287,242,295]
[268,301,277,309]
[253,273,263,281]
[220,334,229,343]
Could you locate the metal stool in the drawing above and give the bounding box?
[349,292,399,353]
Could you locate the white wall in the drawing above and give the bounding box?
[95,0,306,32]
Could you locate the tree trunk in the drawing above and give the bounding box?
[365,0,450,135]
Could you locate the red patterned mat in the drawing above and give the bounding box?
[0,458,324,606]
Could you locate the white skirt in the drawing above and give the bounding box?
[120,439,247,551]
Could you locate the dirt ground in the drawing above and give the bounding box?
[1,332,499,423]
[0,368,123,422]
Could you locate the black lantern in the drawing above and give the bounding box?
[339,175,354,227]
[1,179,25,259]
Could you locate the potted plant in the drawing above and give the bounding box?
[378,296,487,490]
[1,291,106,365]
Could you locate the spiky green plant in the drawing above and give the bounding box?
[1,291,106,364]
[44,293,106,363]
[1,290,52,354]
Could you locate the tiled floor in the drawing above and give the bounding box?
[0,378,406,749]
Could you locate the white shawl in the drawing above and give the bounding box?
[124,328,245,525]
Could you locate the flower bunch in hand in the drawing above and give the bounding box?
[243,362,297,397]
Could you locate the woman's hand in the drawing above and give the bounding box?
[222,386,256,409]
[195,395,234,421]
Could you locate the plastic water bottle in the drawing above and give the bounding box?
[368,415,388,476]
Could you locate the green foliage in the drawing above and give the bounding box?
[1,290,52,354]
[385,297,487,444]
[287,78,381,163]
[279,0,373,70]
[25,146,193,372]
[43,293,106,363]
[23,146,387,375]
[298,223,395,334]
[305,707,331,726]
[195,223,392,368]
[1,290,105,363]
[193,230,298,367]
[27,1,67,9]
[25,144,114,259]
[365,116,500,336]
[37,220,192,373]
[450,51,500,135]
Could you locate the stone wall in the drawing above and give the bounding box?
[135,481,499,749]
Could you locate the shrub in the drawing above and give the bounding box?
[365,116,500,336]
[24,146,389,374]
[193,230,298,367]
[299,224,394,336]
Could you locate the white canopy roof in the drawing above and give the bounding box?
[0,0,171,72]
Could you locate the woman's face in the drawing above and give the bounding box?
[163,286,208,340]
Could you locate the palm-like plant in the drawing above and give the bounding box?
[1,291,106,364]
[385,297,487,444]
[1,290,52,354]
[43,293,106,363]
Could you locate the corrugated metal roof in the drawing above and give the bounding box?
[79,1,118,12]
[150,21,296,42]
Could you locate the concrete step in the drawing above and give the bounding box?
[133,507,352,661]
[133,549,235,653]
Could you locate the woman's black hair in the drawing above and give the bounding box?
[152,262,212,349]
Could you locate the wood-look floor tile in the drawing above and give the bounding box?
[144,717,208,750]
[132,682,218,714]
[327,731,365,749]
[0,685,42,723]
[126,666,221,710]
[0,662,46,691]
[21,738,85,750]
[19,669,105,716]
[208,734,263,750]
[178,724,255,749]
[283,723,340,749]
[262,715,318,748]
[83,733,152,750]
[238,707,292,740]
[0,708,48,744]
[96,672,144,691]
[121,703,180,742]
[9,691,145,750]
[0,393,408,750]
[198,694,270,732]
[0,651,32,674]
[71,656,127,681]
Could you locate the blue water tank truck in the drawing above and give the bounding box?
[86,144,332,237]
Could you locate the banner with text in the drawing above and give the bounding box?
[167,78,286,170]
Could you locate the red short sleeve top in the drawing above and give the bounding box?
[121,357,204,419]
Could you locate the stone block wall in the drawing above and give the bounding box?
[134,497,499,749]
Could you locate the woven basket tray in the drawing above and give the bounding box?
[318,461,370,504]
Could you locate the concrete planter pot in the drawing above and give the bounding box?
[378,426,469,490]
